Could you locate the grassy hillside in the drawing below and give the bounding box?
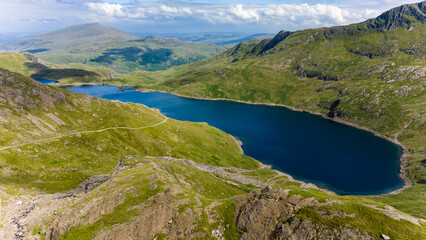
[0,52,117,85]
[0,23,226,73]
[0,68,257,194]
[0,69,424,239]
[97,2,426,218]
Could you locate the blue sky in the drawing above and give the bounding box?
[0,0,420,34]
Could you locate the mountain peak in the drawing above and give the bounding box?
[366,1,426,30]
[0,23,139,51]
[42,22,138,41]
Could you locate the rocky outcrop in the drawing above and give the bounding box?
[0,68,65,109]
[327,99,343,118]
[44,168,207,240]
[257,30,292,55]
[233,187,374,240]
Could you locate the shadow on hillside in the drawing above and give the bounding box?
[25,62,100,80]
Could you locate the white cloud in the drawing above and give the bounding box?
[0,0,416,33]
[86,2,126,17]
[83,2,380,28]
[160,5,178,13]
[230,4,260,22]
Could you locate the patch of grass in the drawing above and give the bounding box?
[371,184,426,219]
[213,200,242,240]
[159,160,249,199]
[241,168,278,181]
[178,194,198,213]
[32,226,42,235]
[154,233,168,240]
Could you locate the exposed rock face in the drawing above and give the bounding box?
[233,187,374,240]
[91,187,202,240]
[45,187,195,240]
[0,68,65,109]
[44,170,207,240]
[257,30,292,55]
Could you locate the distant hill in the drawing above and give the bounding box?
[0,23,138,51]
[0,32,45,42]
[0,23,226,73]
[0,52,118,86]
[174,33,275,46]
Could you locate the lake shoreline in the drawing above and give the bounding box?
[134,88,410,197]
[61,81,409,197]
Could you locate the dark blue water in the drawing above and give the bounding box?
[69,85,403,195]
[35,78,58,84]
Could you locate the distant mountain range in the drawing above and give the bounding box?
[0,32,46,42]
[0,23,138,51]
[171,33,276,46]
[0,23,227,73]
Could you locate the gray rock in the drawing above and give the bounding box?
[381,234,391,240]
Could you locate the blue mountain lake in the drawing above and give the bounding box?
[34,78,58,84]
[62,84,403,195]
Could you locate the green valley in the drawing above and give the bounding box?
[0,23,226,73]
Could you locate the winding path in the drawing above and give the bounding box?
[0,117,168,151]
[394,118,415,140]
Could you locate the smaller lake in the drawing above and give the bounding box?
[68,85,403,195]
[35,78,58,84]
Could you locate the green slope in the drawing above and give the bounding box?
[100,1,426,217]
[0,23,226,73]
[0,51,117,85]
[0,68,257,193]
